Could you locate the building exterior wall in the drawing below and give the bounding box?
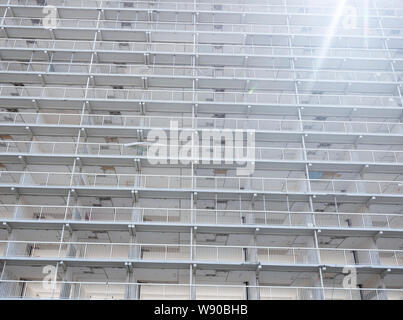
[0,0,402,299]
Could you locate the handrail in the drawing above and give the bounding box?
[1,239,403,253]
[0,61,399,83]
[0,279,399,290]
[1,170,401,185]
[0,203,402,219]
[3,17,403,38]
[3,0,403,18]
[1,111,402,134]
[1,140,403,165]
[0,85,400,108]
[0,171,401,196]
[0,38,401,60]
[0,280,403,300]
[0,240,403,254]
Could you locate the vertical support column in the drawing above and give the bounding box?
[191,0,199,233]
[245,193,257,225]
[128,225,140,261]
[297,227,323,300]
[246,228,258,263]
[298,107,315,225]
[190,227,197,300]
[59,220,80,300]
[247,269,261,300]
[59,267,73,300]
[58,8,102,301]
[126,221,138,301]
[125,190,141,300]
[190,264,197,300]
[125,262,138,300]
[59,10,103,300]
[313,230,325,300]
[297,100,324,299]
[191,192,197,224]
[58,147,80,299]
[245,228,260,300]
[191,0,198,228]
[125,228,139,300]
[0,1,10,30]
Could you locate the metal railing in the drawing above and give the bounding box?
[1,240,402,267]
[1,111,402,135]
[1,140,403,165]
[0,61,400,83]
[0,85,401,108]
[1,204,403,230]
[3,17,403,38]
[3,0,403,19]
[0,38,401,60]
[0,171,402,195]
[0,279,401,300]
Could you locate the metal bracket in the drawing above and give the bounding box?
[128,224,136,236]
[65,223,73,235]
[2,222,11,233]
[131,190,138,202]
[374,230,384,241]
[125,262,133,271]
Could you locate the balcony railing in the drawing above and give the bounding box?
[0,171,402,195]
[1,240,402,267]
[1,112,402,134]
[0,280,401,300]
[0,61,400,83]
[1,140,403,165]
[0,85,401,108]
[0,39,401,60]
[1,205,403,230]
[3,17,403,38]
[3,0,403,19]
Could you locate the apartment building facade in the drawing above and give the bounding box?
[0,0,402,299]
